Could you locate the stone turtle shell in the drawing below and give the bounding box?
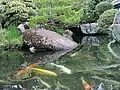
[23,28,78,50]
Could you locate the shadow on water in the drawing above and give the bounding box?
[1,34,120,90]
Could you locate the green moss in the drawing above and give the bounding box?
[97,9,119,34]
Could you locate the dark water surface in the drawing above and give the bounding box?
[0,36,120,90]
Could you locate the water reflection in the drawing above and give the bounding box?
[0,35,120,90]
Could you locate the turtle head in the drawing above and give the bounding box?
[17,22,29,33]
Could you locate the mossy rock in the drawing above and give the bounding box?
[97,9,119,34]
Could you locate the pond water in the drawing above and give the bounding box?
[0,35,120,90]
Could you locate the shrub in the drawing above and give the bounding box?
[28,16,48,28]
[71,0,87,11]
[97,9,119,34]
[81,0,113,23]
[0,0,37,28]
[0,26,23,48]
[28,0,84,28]
[95,1,113,17]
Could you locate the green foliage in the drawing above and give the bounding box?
[0,30,9,45]
[0,0,37,28]
[28,16,48,27]
[81,0,113,23]
[33,0,72,9]
[55,7,84,24]
[6,25,23,46]
[97,9,119,34]
[6,25,21,40]
[0,26,23,49]
[71,0,87,11]
[95,1,113,17]
[44,25,65,35]
[28,0,84,28]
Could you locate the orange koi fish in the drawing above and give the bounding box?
[81,76,91,90]
[28,60,41,68]
[16,68,27,75]
[16,60,41,75]
[71,52,96,60]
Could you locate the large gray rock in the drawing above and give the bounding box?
[113,12,120,24]
[18,23,78,51]
[111,0,120,6]
[23,29,78,50]
[80,23,99,34]
[109,11,120,42]
[110,24,120,42]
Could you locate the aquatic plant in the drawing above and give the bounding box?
[97,9,119,34]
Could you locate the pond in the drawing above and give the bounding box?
[0,35,120,90]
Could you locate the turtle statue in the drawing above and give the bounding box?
[17,23,78,52]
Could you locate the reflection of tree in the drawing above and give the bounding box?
[0,50,24,80]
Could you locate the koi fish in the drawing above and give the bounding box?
[16,60,41,75]
[39,78,51,88]
[50,63,71,74]
[28,60,41,68]
[32,67,57,76]
[97,83,104,90]
[16,67,28,75]
[81,76,91,90]
[71,52,96,59]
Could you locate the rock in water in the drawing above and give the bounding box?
[113,12,120,24]
[110,24,120,42]
[18,24,78,51]
[80,23,99,34]
[110,12,120,42]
